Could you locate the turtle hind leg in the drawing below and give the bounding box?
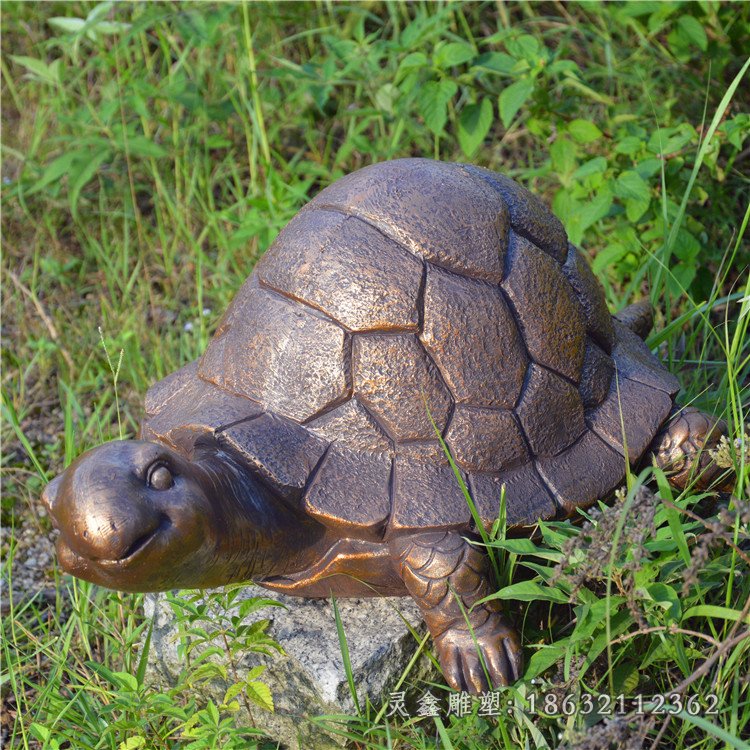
[614,300,653,340]
[650,406,734,492]
[389,531,522,694]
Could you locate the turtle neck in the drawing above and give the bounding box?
[191,442,333,581]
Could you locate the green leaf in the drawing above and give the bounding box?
[615,170,651,201]
[625,197,650,222]
[186,662,227,685]
[499,78,533,128]
[395,51,428,83]
[9,55,61,86]
[643,582,681,620]
[525,641,569,678]
[672,228,700,262]
[136,618,153,687]
[721,114,750,150]
[374,83,398,115]
[655,484,688,570]
[89,20,131,36]
[434,42,475,69]
[434,717,455,750]
[124,136,168,158]
[640,639,677,669]
[457,98,493,157]
[490,538,563,561]
[548,59,580,76]
[550,136,577,177]
[473,52,517,75]
[48,17,86,34]
[573,156,608,180]
[69,149,110,220]
[568,119,603,144]
[27,151,79,196]
[246,679,274,712]
[332,595,360,714]
[245,664,267,681]
[29,723,51,742]
[505,34,540,64]
[113,670,139,691]
[667,262,697,295]
[205,134,233,149]
[118,738,146,750]
[237,596,285,619]
[634,158,662,179]
[647,123,696,155]
[614,136,643,155]
[223,682,246,706]
[683,605,750,624]
[677,15,708,51]
[612,663,639,695]
[417,79,457,135]
[673,712,750,750]
[484,580,570,604]
[615,171,651,221]
[562,187,613,244]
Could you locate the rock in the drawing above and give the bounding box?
[144,586,431,750]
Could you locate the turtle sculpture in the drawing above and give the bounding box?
[42,159,733,694]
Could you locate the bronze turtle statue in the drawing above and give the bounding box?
[42,159,733,694]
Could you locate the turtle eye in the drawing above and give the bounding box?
[147,463,173,490]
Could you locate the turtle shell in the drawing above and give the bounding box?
[142,159,679,540]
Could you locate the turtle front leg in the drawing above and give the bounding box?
[650,407,734,492]
[389,531,522,694]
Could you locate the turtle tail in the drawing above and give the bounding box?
[614,300,653,340]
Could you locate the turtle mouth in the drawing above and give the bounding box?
[95,514,173,567]
[57,514,174,572]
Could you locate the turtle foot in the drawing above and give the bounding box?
[435,615,522,694]
[651,407,734,492]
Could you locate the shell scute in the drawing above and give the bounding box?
[388,441,470,536]
[611,322,680,396]
[199,285,349,423]
[563,244,616,353]
[308,159,509,281]
[444,406,527,473]
[468,464,557,527]
[587,370,673,463]
[303,445,391,539]
[142,361,263,451]
[257,209,423,332]
[579,339,615,409]
[502,234,586,383]
[536,431,624,515]
[420,265,527,408]
[217,413,329,499]
[352,333,452,441]
[516,364,586,457]
[462,165,568,263]
[305,398,392,453]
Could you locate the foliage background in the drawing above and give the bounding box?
[2,2,749,749]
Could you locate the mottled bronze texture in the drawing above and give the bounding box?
[42,158,736,694]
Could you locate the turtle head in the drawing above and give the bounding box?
[42,440,224,591]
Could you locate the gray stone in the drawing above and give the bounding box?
[144,587,430,750]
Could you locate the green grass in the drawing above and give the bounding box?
[2,2,749,748]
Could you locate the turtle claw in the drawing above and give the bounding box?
[435,616,523,694]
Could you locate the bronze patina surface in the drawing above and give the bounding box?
[42,158,735,694]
